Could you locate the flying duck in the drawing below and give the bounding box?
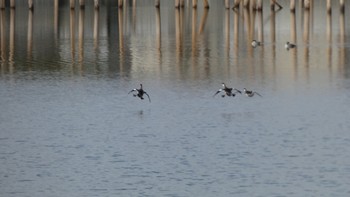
[243,88,262,97]
[128,84,151,102]
[214,83,242,98]
[251,40,262,48]
[285,41,296,50]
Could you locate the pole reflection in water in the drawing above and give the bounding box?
[78,8,85,64]
[155,7,161,61]
[243,8,250,45]
[175,8,183,64]
[0,2,347,85]
[9,9,15,65]
[198,8,208,35]
[233,9,239,60]
[290,11,298,81]
[270,9,276,77]
[0,10,5,63]
[327,11,332,79]
[8,9,14,75]
[257,10,263,46]
[257,10,265,82]
[118,7,124,73]
[70,9,75,62]
[54,0,59,38]
[303,9,310,81]
[338,8,345,75]
[225,9,229,55]
[27,9,33,63]
[93,7,99,50]
[191,8,198,78]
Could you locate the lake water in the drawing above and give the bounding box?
[1,0,350,196]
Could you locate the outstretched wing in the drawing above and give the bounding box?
[233,88,242,94]
[144,92,151,102]
[254,92,262,97]
[213,89,223,97]
[128,89,137,94]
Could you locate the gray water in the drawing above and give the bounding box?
[1,1,350,196]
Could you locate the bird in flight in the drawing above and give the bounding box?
[128,84,151,102]
[243,88,262,97]
[213,83,242,98]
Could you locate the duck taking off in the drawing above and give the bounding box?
[251,40,262,48]
[214,83,242,98]
[128,84,151,102]
[243,88,262,97]
[285,41,296,50]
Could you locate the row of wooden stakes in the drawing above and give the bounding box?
[0,0,346,12]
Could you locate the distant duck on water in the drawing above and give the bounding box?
[214,83,242,98]
[285,41,296,50]
[128,84,151,102]
[243,88,262,97]
[251,40,262,48]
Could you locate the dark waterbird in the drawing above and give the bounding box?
[214,83,242,98]
[285,41,296,50]
[128,84,151,102]
[251,40,262,48]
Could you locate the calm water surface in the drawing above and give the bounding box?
[1,1,350,196]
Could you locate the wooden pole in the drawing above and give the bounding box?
[340,0,344,12]
[203,0,209,9]
[175,0,180,8]
[290,0,295,12]
[180,0,185,7]
[251,0,256,10]
[79,0,85,8]
[10,0,15,9]
[243,0,249,8]
[225,0,230,9]
[257,0,262,10]
[0,0,4,9]
[155,0,160,8]
[70,0,75,9]
[326,0,331,13]
[118,0,123,8]
[270,0,275,10]
[304,0,310,10]
[233,0,241,9]
[28,0,34,10]
[192,0,197,8]
[94,0,99,9]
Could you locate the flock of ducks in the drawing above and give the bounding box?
[251,40,296,50]
[129,83,262,103]
[130,40,285,102]
[130,40,287,102]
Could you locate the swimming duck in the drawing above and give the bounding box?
[243,88,262,97]
[214,83,242,98]
[128,84,151,102]
[285,41,296,50]
[251,40,262,48]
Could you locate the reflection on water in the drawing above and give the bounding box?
[1,1,350,196]
[0,0,348,81]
